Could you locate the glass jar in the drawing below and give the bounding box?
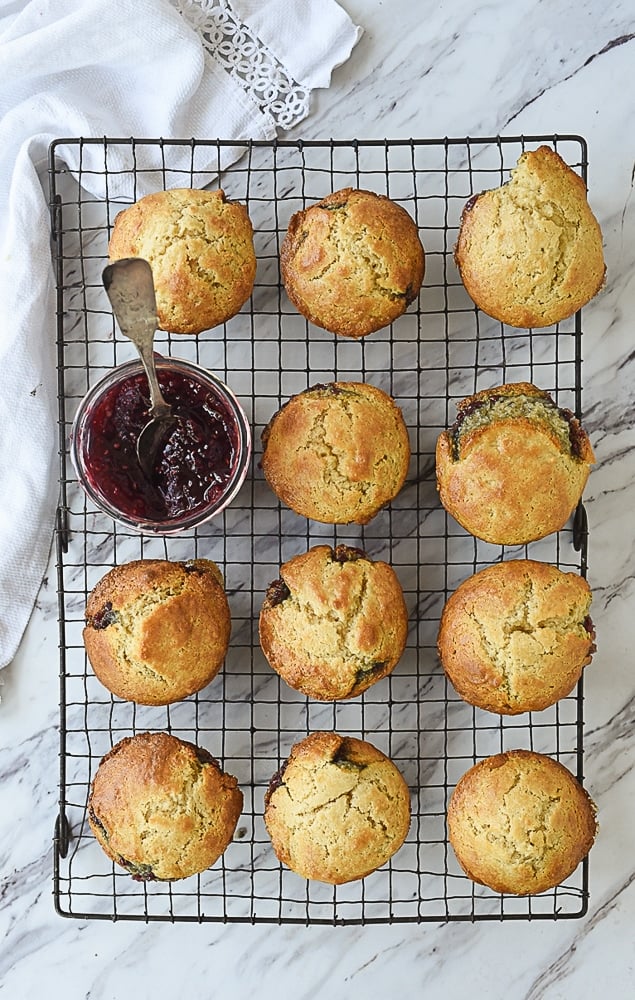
[70,356,251,533]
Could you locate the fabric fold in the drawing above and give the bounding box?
[0,0,362,671]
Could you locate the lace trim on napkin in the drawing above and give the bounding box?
[173,0,310,129]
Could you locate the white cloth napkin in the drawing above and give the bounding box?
[0,0,362,671]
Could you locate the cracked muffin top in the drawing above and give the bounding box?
[83,558,231,705]
[259,544,409,700]
[264,731,411,884]
[438,559,595,715]
[88,732,243,881]
[261,381,411,524]
[447,749,598,895]
[435,381,595,545]
[108,187,256,334]
[280,187,425,338]
[454,146,605,328]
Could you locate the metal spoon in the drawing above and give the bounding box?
[102,258,176,479]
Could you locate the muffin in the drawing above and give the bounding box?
[435,382,595,544]
[261,381,411,524]
[454,146,605,327]
[264,732,411,883]
[447,750,598,895]
[108,188,256,334]
[83,558,231,705]
[280,187,425,338]
[259,544,409,700]
[88,732,243,881]
[438,560,595,714]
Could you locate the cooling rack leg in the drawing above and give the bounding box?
[573,501,589,554]
[54,811,71,859]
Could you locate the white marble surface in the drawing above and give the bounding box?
[2,0,635,996]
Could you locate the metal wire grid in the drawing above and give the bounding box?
[50,135,591,923]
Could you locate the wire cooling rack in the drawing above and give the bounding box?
[50,135,592,923]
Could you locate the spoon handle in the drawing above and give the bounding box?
[102,258,171,415]
[135,337,173,419]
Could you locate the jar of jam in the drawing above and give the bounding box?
[70,356,251,533]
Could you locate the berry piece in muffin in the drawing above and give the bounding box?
[447,749,597,895]
[264,732,411,884]
[261,381,411,524]
[83,558,231,705]
[435,382,594,544]
[108,188,256,334]
[259,544,409,700]
[281,187,424,338]
[454,146,605,328]
[438,559,595,714]
[88,732,243,881]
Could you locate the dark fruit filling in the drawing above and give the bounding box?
[183,561,205,575]
[321,196,348,211]
[265,759,289,804]
[354,660,388,687]
[583,615,597,653]
[462,193,480,215]
[332,544,367,564]
[117,857,157,882]
[80,368,240,523]
[403,281,415,303]
[88,806,109,841]
[331,737,366,771]
[560,406,588,458]
[265,578,291,607]
[86,601,118,630]
[450,390,586,460]
[177,737,219,769]
[314,382,349,396]
[194,746,218,768]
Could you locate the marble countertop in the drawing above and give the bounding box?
[2,1,634,996]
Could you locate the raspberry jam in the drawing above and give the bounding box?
[71,358,251,532]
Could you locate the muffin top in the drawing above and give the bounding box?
[438,559,595,714]
[447,749,597,895]
[435,382,595,544]
[264,732,411,884]
[83,558,231,705]
[281,187,425,338]
[259,544,409,700]
[261,381,411,524]
[108,187,256,334]
[454,146,605,328]
[88,732,243,881]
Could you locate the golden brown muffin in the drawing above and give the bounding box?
[454,146,605,327]
[280,187,425,338]
[261,381,411,524]
[259,544,409,700]
[264,732,411,884]
[108,188,256,334]
[83,558,231,705]
[438,560,595,714]
[435,382,595,544]
[447,750,597,895]
[88,732,243,881]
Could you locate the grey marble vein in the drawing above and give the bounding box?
[1,0,635,996]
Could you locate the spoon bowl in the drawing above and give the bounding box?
[102,258,177,478]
